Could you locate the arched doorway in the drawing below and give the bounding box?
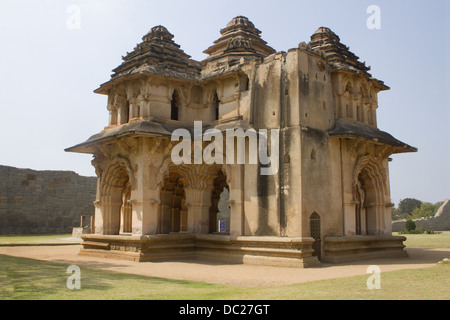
[120,182,132,234]
[160,171,188,233]
[354,176,366,235]
[100,158,133,235]
[209,170,230,233]
[158,161,228,235]
[171,90,181,121]
[310,212,322,261]
[353,156,387,235]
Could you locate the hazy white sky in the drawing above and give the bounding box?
[0,0,448,204]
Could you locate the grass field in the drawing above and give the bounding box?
[394,231,450,248]
[0,233,449,300]
[0,254,449,300]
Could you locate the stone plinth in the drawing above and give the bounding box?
[79,234,320,267]
[323,235,407,264]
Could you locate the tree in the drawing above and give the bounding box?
[392,207,401,220]
[411,201,444,219]
[405,219,416,232]
[398,198,422,216]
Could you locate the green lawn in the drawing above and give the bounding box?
[0,254,448,300]
[0,233,449,300]
[394,231,450,248]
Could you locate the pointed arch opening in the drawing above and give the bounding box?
[100,159,133,235]
[353,156,388,235]
[210,170,230,234]
[310,212,322,261]
[213,90,220,121]
[171,90,181,121]
[160,171,188,233]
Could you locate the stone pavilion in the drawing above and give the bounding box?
[66,16,417,267]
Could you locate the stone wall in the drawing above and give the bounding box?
[392,199,450,232]
[0,165,96,235]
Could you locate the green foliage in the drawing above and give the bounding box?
[392,199,443,221]
[392,207,412,221]
[398,198,423,216]
[399,226,437,235]
[411,202,443,219]
[405,219,416,232]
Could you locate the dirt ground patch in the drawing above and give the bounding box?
[1,244,449,287]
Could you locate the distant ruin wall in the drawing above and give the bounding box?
[0,165,96,235]
[392,199,450,232]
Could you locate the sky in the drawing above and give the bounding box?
[0,0,448,205]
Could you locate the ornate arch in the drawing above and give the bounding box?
[352,155,387,197]
[352,155,388,235]
[156,155,226,190]
[341,75,356,96]
[100,156,135,194]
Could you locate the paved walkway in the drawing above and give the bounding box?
[0,243,449,287]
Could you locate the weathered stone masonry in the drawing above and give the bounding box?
[66,17,416,267]
[0,165,96,235]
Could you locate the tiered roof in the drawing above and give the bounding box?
[96,26,201,93]
[309,27,388,90]
[96,19,389,93]
[203,16,276,65]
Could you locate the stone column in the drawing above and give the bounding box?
[108,106,118,126]
[130,197,160,235]
[360,207,367,235]
[366,204,387,235]
[130,170,161,235]
[159,190,173,234]
[140,94,151,120]
[130,143,164,236]
[228,165,244,236]
[129,97,139,121]
[120,202,132,233]
[93,200,104,235]
[102,192,122,235]
[184,187,213,234]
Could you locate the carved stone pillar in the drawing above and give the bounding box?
[184,186,213,234]
[93,200,103,235]
[102,192,122,235]
[227,165,244,236]
[140,94,151,120]
[108,104,118,126]
[129,97,140,121]
[131,143,165,235]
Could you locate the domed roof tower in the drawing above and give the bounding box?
[95,25,201,94]
[203,16,276,68]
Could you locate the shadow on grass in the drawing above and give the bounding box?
[0,254,122,299]
[0,254,233,300]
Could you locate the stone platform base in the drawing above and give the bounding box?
[72,227,91,238]
[80,234,408,267]
[79,234,320,268]
[322,235,408,264]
